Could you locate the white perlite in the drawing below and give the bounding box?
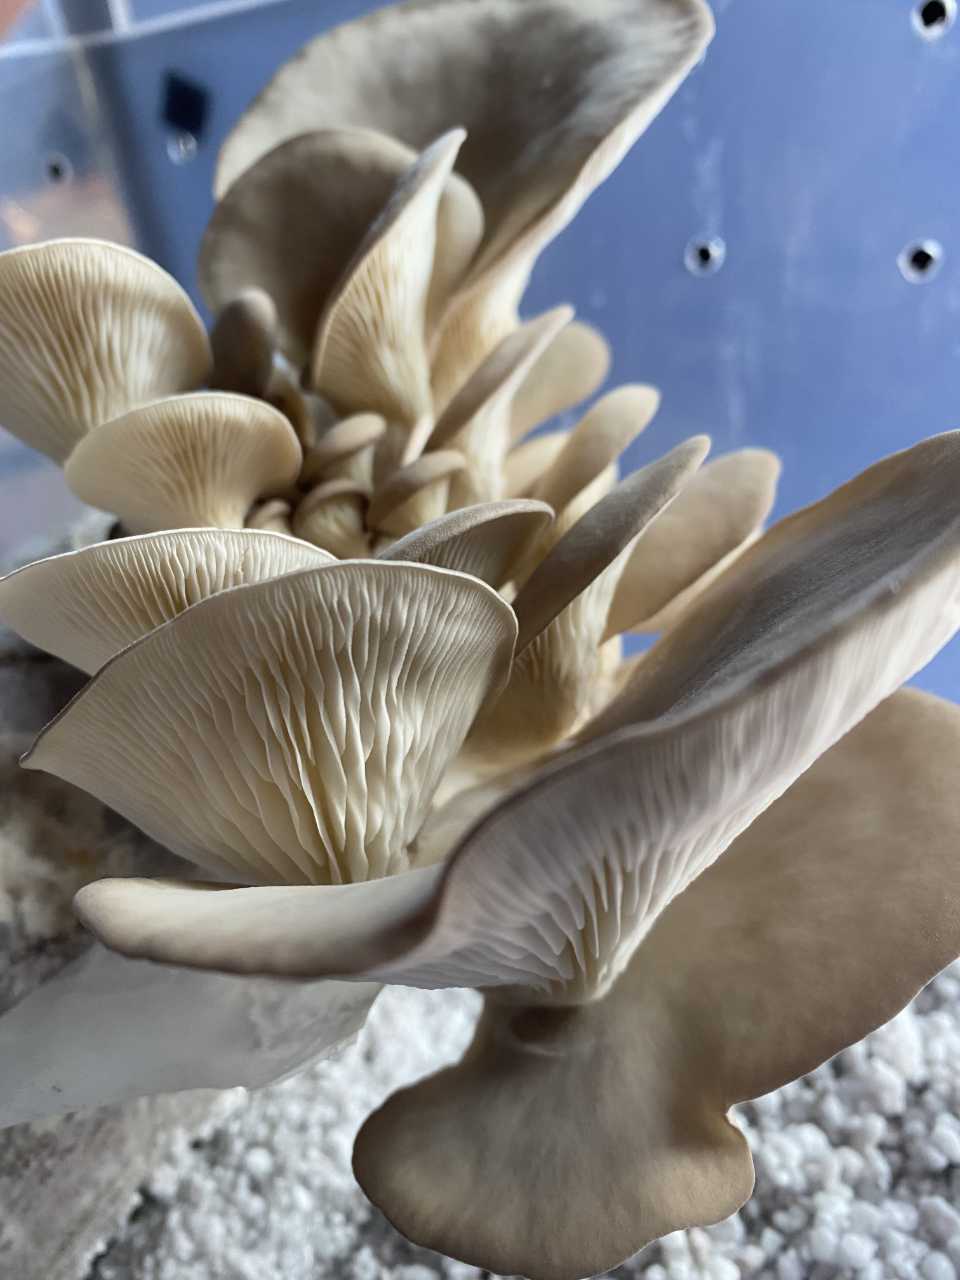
[86,966,960,1280]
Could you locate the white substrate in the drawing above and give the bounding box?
[87,964,960,1280]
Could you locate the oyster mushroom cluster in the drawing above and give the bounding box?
[2,2,960,1278]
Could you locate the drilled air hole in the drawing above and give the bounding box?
[684,236,726,276]
[44,153,72,185]
[898,239,944,283]
[913,0,956,39]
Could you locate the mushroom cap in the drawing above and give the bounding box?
[531,384,661,517]
[0,527,330,674]
[201,129,415,366]
[510,319,611,444]
[214,0,713,278]
[0,238,210,462]
[352,690,960,1280]
[605,447,782,637]
[292,478,372,557]
[64,391,302,532]
[302,414,387,483]
[25,561,518,886]
[367,450,466,532]
[209,288,278,398]
[309,130,471,425]
[381,499,554,586]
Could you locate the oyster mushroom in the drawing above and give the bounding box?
[310,130,479,457]
[52,435,960,1280]
[368,451,466,537]
[467,436,710,763]
[213,0,713,400]
[509,320,611,445]
[0,528,331,674]
[303,413,386,489]
[292,479,371,557]
[0,238,210,462]
[201,127,481,376]
[246,498,294,534]
[426,307,573,507]
[208,287,278,399]
[605,446,782,636]
[64,391,302,532]
[380,499,554,587]
[504,429,570,499]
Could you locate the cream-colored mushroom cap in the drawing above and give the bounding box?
[368,451,466,536]
[215,0,711,405]
[209,288,278,398]
[0,528,330,674]
[510,320,611,444]
[381,499,554,586]
[303,414,386,487]
[0,238,210,462]
[26,560,518,887]
[309,130,473,426]
[201,129,415,366]
[214,0,713,275]
[292,479,371,557]
[65,392,302,532]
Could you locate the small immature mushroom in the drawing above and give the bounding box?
[605,446,782,637]
[380,499,554,587]
[64,392,302,533]
[426,308,572,508]
[310,130,476,435]
[0,238,210,462]
[208,288,277,398]
[302,413,386,489]
[265,352,335,451]
[367,451,465,537]
[293,479,371,557]
[0,528,331,674]
[509,319,611,444]
[246,498,294,534]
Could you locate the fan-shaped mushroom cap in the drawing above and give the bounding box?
[504,430,569,498]
[215,0,712,400]
[25,561,517,888]
[303,414,386,488]
[209,288,278,398]
[292,479,371,557]
[246,498,294,534]
[309,130,475,428]
[201,128,480,370]
[530,385,660,516]
[0,239,210,462]
[509,320,611,444]
[73,435,960,992]
[362,432,960,1002]
[467,437,710,760]
[0,528,330,674]
[64,392,302,532]
[605,447,781,637]
[352,687,960,1280]
[380,499,553,585]
[215,0,712,271]
[427,308,572,507]
[368,451,466,536]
